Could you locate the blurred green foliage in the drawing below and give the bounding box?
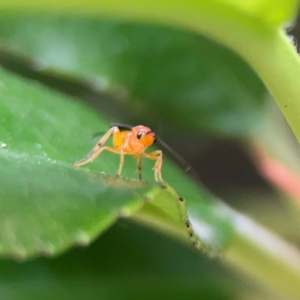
[0,16,266,136]
[0,0,299,299]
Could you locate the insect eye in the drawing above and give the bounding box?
[137,132,143,139]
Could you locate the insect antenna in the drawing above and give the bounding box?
[155,135,206,185]
[155,135,192,173]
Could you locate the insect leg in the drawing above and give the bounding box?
[73,126,119,166]
[117,152,125,177]
[73,146,120,167]
[137,157,142,180]
[142,150,163,183]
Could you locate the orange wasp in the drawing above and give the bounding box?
[73,124,164,183]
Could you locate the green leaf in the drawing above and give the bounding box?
[0,66,156,259]
[0,16,266,136]
[0,64,209,259]
[0,152,152,259]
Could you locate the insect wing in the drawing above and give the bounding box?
[93,123,132,140]
[110,123,134,132]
